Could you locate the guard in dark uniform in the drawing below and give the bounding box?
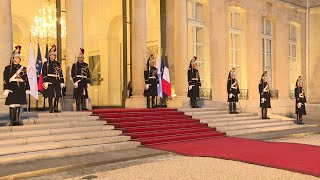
[295,76,306,125]
[227,68,240,114]
[188,56,201,108]
[3,45,30,126]
[144,54,158,108]
[42,45,65,113]
[259,71,271,119]
[72,48,91,111]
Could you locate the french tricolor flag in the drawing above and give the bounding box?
[161,56,171,97]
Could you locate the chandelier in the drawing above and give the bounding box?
[30,1,66,39]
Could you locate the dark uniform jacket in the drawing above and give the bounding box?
[227,78,240,102]
[143,66,158,97]
[187,68,201,98]
[71,62,91,99]
[259,81,271,108]
[3,64,30,105]
[42,59,64,98]
[295,87,307,115]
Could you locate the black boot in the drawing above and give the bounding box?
[49,98,54,113]
[9,107,15,126]
[229,103,233,114]
[76,99,80,111]
[190,97,196,108]
[296,114,299,124]
[233,103,238,114]
[298,114,304,125]
[151,96,156,108]
[265,108,270,119]
[82,97,88,110]
[194,98,200,108]
[262,108,265,119]
[54,98,61,113]
[146,97,151,108]
[15,107,23,126]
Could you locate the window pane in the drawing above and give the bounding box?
[266,54,271,67]
[235,50,241,65]
[187,0,194,20]
[266,19,272,35]
[234,12,241,29]
[292,44,296,57]
[290,25,296,41]
[196,27,204,44]
[196,2,204,22]
[235,34,241,49]
[266,39,271,53]
[261,17,264,34]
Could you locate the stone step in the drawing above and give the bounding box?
[0,141,141,165]
[227,124,308,136]
[215,121,293,131]
[0,130,123,147]
[0,121,106,132]
[208,119,283,127]
[192,112,257,119]
[34,111,92,118]
[201,116,260,123]
[23,116,99,125]
[178,108,227,112]
[0,136,131,156]
[0,125,114,140]
[184,110,230,116]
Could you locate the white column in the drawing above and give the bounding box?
[65,0,83,110]
[66,0,84,96]
[173,0,188,97]
[0,0,13,93]
[131,0,147,97]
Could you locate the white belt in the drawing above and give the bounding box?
[9,79,24,82]
[48,74,59,77]
[263,90,269,92]
[149,77,156,79]
[192,78,198,80]
[76,75,87,78]
[231,87,237,89]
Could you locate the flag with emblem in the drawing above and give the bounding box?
[36,43,44,92]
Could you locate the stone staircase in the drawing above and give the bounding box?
[179,108,308,136]
[0,111,140,165]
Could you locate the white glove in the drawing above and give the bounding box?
[157,84,159,87]
[87,84,90,88]
[297,102,302,108]
[74,82,79,88]
[3,90,12,97]
[43,82,49,89]
[60,83,65,88]
[261,98,266,103]
[229,93,233,98]
[304,103,307,108]
[145,84,150,90]
[188,85,194,90]
[25,90,30,95]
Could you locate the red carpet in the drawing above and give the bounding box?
[92,108,320,177]
[92,108,226,145]
[149,137,320,177]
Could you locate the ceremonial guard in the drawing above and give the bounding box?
[295,76,307,125]
[259,71,271,119]
[42,45,65,113]
[3,45,30,126]
[227,68,240,114]
[71,48,91,111]
[187,56,201,108]
[143,54,159,108]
